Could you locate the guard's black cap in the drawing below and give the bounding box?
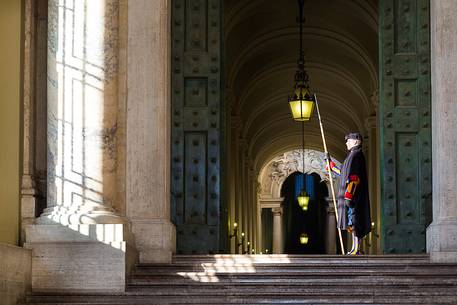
[345,132,363,141]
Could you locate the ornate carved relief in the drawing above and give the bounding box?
[258,149,341,199]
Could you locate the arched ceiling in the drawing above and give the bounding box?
[225,0,378,171]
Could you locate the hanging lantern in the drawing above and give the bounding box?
[297,189,310,211]
[289,85,315,121]
[300,233,309,245]
[288,0,314,121]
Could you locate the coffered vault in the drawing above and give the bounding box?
[225,0,378,165]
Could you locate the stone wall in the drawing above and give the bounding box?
[0,0,21,245]
[0,243,32,305]
[125,0,175,263]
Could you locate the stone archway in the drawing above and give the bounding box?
[257,149,341,253]
[281,171,329,254]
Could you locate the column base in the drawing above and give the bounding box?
[427,220,457,262]
[36,205,127,225]
[20,175,37,244]
[130,219,176,263]
[25,224,138,293]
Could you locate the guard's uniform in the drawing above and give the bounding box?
[329,139,371,239]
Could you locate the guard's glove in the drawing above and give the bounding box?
[323,152,331,163]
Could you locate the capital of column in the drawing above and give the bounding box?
[326,205,336,214]
[248,167,256,177]
[364,115,377,132]
[231,115,242,130]
[272,206,283,216]
[325,198,336,214]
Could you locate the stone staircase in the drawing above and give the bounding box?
[24,254,457,304]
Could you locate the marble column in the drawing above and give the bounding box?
[21,0,49,244]
[248,167,255,253]
[25,0,136,293]
[230,115,241,253]
[240,140,249,246]
[21,0,40,243]
[253,176,260,253]
[256,184,263,254]
[227,111,238,253]
[234,134,243,254]
[426,0,457,262]
[41,0,124,225]
[125,0,175,263]
[272,206,283,254]
[325,200,337,255]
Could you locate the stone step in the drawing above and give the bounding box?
[132,264,457,274]
[26,282,457,302]
[20,297,457,305]
[23,291,457,305]
[126,284,457,294]
[169,254,431,265]
[129,275,457,285]
[165,261,439,266]
[24,255,457,305]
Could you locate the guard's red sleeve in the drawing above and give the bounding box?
[344,175,360,200]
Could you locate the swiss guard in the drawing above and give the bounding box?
[327,132,371,255]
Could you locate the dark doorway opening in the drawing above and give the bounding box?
[282,172,328,254]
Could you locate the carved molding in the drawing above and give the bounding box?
[365,115,377,131]
[259,198,283,209]
[258,149,342,199]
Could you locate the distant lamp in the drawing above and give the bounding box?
[300,233,309,245]
[297,190,310,210]
[229,222,238,239]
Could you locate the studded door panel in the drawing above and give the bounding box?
[171,0,222,254]
[379,0,431,253]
